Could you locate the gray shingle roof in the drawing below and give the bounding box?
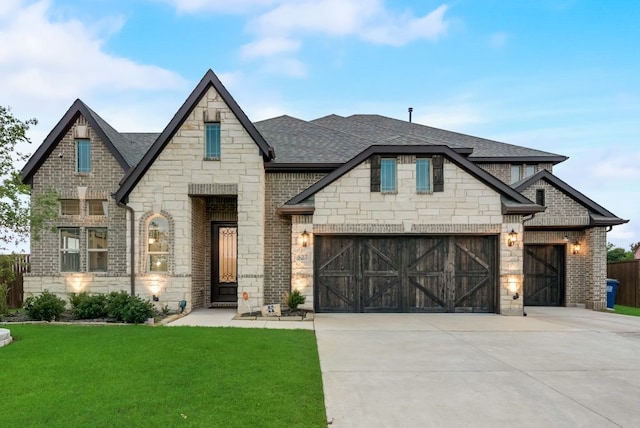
[120,133,159,166]
[255,113,567,164]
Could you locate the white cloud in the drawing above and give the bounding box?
[156,0,279,14]
[0,0,186,111]
[160,0,451,72]
[241,37,301,58]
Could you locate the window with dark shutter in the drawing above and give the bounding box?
[370,155,381,192]
[432,155,444,192]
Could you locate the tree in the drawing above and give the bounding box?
[607,242,634,262]
[0,106,57,252]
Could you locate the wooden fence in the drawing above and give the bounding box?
[1,254,30,309]
[607,260,640,308]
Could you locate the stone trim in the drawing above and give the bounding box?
[138,210,175,274]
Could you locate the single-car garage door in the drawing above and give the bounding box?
[314,235,497,313]
[523,245,565,306]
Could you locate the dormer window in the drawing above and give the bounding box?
[76,139,91,173]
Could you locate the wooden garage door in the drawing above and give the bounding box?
[524,245,565,306]
[315,235,497,313]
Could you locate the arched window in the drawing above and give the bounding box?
[147,216,169,272]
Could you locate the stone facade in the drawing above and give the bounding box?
[126,86,266,312]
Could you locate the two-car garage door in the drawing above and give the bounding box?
[314,235,497,313]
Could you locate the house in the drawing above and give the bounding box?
[20,69,628,315]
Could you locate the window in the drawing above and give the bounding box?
[205,123,221,159]
[60,199,80,216]
[76,139,91,173]
[380,158,397,193]
[87,228,108,272]
[148,217,169,272]
[416,158,431,193]
[511,164,535,184]
[536,189,545,206]
[87,200,107,216]
[60,228,80,272]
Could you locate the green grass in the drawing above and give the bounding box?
[614,304,640,317]
[0,325,326,427]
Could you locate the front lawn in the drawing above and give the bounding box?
[614,304,640,317]
[0,325,326,427]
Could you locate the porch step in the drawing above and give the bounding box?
[209,302,238,309]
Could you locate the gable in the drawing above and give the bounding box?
[281,145,543,216]
[115,69,273,204]
[515,170,627,227]
[21,100,131,185]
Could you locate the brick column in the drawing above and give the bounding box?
[585,227,607,310]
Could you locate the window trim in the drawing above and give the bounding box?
[380,157,397,193]
[76,139,91,173]
[205,122,221,160]
[87,228,108,272]
[60,227,81,272]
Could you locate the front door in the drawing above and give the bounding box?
[211,223,238,303]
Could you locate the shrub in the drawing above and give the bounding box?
[69,292,108,319]
[285,289,306,311]
[24,290,66,321]
[121,296,155,324]
[106,291,131,322]
[106,291,154,324]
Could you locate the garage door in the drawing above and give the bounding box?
[524,245,565,306]
[314,235,497,313]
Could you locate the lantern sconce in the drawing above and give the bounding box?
[301,230,309,247]
[507,229,517,247]
[572,241,581,255]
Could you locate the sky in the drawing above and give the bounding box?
[1,0,639,249]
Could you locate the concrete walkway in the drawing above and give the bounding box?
[166,308,313,329]
[169,307,640,427]
[315,307,640,428]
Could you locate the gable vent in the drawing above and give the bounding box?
[74,125,89,139]
[204,108,221,123]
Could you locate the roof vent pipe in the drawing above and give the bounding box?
[408,107,413,123]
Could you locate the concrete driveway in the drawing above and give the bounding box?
[315,307,640,427]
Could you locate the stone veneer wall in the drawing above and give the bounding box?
[264,172,326,304]
[296,157,526,315]
[25,116,128,298]
[127,86,265,313]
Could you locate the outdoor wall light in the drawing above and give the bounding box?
[507,229,517,247]
[572,241,581,255]
[301,230,309,247]
[507,277,520,300]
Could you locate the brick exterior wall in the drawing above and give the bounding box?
[25,116,130,298]
[476,162,554,184]
[264,172,326,305]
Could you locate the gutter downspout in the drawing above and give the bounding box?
[116,199,136,296]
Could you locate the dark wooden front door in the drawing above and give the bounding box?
[524,245,565,306]
[315,235,497,313]
[211,223,238,303]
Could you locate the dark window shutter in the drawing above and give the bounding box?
[433,155,444,192]
[370,155,381,192]
[536,189,545,206]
